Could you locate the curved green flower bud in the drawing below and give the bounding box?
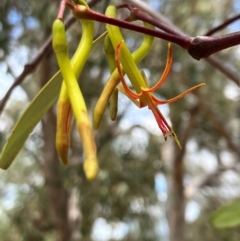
[104,35,119,121]
[56,84,72,165]
[52,18,98,179]
[55,0,96,171]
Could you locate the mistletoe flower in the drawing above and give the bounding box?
[105,5,205,149]
[115,41,205,149]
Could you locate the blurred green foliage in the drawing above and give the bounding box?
[0,0,239,241]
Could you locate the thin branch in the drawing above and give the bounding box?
[71,4,192,48]
[71,2,240,60]
[122,0,186,36]
[122,0,239,86]
[205,13,240,36]
[58,0,68,20]
[117,4,240,61]
[198,94,240,156]
[124,4,240,60]
[185,164,237,199]
[117,4,188,38]
[205,56,239,86]
[0,34,52,114]
[0,0,99,115]
[0,17,65,114]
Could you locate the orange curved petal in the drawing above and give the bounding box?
[144,43,173,93]
[115,41,143,99]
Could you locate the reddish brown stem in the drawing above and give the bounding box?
[71,4,192,49]
[58,0,68,19]
[188,32,240,60]
[205,13,240,36]
[117,4,188,38]
[117,4,240,60]
[66,1,75,9]
[70,3,240,60]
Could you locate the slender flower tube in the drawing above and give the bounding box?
[104,35,119,120]
[52,18,98,180]
[94,16,155,128]
[56,90,72,165]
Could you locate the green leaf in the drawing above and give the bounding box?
[0,71,62,169]
[209,201,240,228]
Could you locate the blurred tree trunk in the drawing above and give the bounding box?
[166,106,199,241]
[166,146,185,241]
[39,32,70,241]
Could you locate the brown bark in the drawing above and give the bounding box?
[165,106,199,241]
[165,141,186,241]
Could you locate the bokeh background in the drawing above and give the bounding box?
[0,0,239,240]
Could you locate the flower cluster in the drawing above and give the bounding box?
[0,0,205,180]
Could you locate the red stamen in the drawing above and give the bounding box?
[147,95,173,138]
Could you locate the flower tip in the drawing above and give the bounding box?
[56,142,69,165]
[163,131,182,149]
[173,133,182,149]
[84,157,99,180]
[194,82,206,91]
